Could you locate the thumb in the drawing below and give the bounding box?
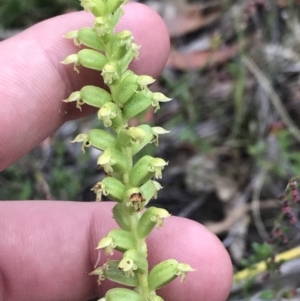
[0,201,232,301]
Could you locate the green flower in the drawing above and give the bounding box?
[151,127,170,146]
[89,266,105,285]
[60,54,80,73]
[130,42,140,59]
[70,133,90,153]
[63,91,83,110]
[94,16,110,36]
[80,0,95,12]
[117,30,134,50]
[96,236,116,256]
[98,103,117,127]
[125,188,145,211]
[151,93,172,112]
[118,257,136,277]
[137,75,155,91]
[148,158,168,179]
[101,63,119,84]
[64,30,81,46]
[97,150,116,174]
[90,182,107,201]
[176,263,196,282]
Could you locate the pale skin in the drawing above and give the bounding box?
[0,3,233,301]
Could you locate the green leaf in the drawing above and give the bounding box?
[259,289,275,300]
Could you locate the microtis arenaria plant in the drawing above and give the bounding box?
[61,1,194,300]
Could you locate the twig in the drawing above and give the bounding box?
[243,56,300,143]
[251,169,270,241]
[205,198,280,235]
[233,246,300,283]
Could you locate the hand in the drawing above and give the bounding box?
[0,3,233,301]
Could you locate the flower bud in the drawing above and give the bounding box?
[148,259,179,290]
[129,156,155,187]
[117,129,132,148]
[91,176,125,202]
[122,91,152,120]
[106,0,126,14]
[63,85,112,110]
[71,129,120,153]
[77,27,105,51]
[148,259,194,290]
[113,72,138,105]
[98,288,145,301]
[129,156,168,187]
[131,125,154,155]
[97,102,122,128]
[97,148,128,174]
[78,49,108,71]
[110,6,124,28]
[97,229,136,254]
[137,207,170,239]
[81,85,111,106]
[139,180,159,204]
[101,260,139,287]
[117,43,140,72]
[119,249,148,276]
[89,0,106,16]
[112,203,131,231]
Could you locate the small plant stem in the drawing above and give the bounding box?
[129,211,147,255]
[120,138,151,296]
[128,203,150,297]
[138,273,151,298]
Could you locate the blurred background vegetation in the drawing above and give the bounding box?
[2,0,300,299]
[0,0,80,28]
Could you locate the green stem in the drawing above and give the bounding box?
[138,273,151,298]
[129,211,150,297]
[119,130,151,296]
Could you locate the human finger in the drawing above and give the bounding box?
[0,201,232,301]
[0,3,170,171]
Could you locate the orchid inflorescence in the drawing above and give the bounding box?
[61,1,194,300]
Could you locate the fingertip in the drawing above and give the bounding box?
[0,3,170,170]
[148,217,233,301]
[121,2,170,77]
[35,3,170,80]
